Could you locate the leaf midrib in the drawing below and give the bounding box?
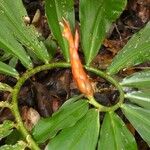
[87,1,104,65]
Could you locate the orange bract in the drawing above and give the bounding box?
[62,19,93,98]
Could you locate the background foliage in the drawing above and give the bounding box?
[0,0,149,150]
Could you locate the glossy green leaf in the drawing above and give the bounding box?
[0,22,32,68]
[0,0,50,63]
[122,103,150,146]
[44,37,57,58]
[60,94,83,109]
[107,22,150,75]
[125,91,150,109]
[0,141,27,150]
[98,112,137,150]
[0,82,12,92]
[80,0,127,65]
[0,52,12,61]
[121,70,150,89]
[45,0,75,62]
[5,129,23,145]
[0,0,26,22]
[32,100,88,143]
[0,61,19,79]
[9,57,18,68]
[46,109,99,150]
[0,120,14,140]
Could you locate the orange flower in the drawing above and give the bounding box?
[62,19,93,98]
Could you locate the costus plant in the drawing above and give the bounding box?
[0,0,150,150]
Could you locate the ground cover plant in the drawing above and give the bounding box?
[0,0,150,149]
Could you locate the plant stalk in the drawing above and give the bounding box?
[11,62,70,150]
[85,66,124,112]
[11,62,124,149]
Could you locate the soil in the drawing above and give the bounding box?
[0,0,150,149]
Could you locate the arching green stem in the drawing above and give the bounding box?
[11,62,70,150]
[85,66,124,112]
[11,62,124,149]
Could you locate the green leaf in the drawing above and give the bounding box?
[122,103,150,146]
[0,120,14,140]
[46,109,99,150]
[9,57,18,68]
[32,100,89,143]
[121,70,150,89]
[45,0,75,62]
[107,22,150,75]
[0,82,12,92]
[0,141,27,150]
[60,94,83,109]
[5,129,23,145]
[125,91,150,109]
[44,37,57,58]
[0,52,12,61]
[0,0,50,63]
[80,0,127,65]
[0,61,19,79]
[98,112,137,150]
[0,0,27,22]
[0,22,33,69]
